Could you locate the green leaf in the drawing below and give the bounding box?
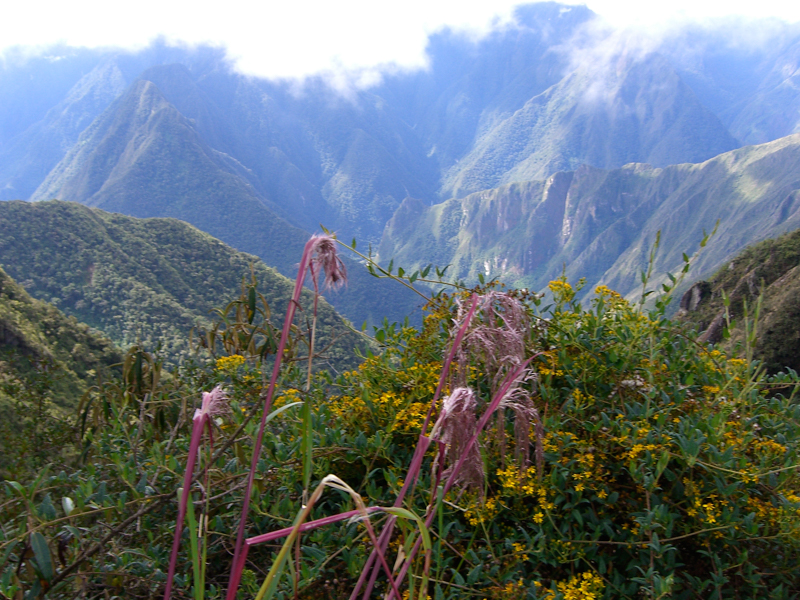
[30,532,53,581]
[5,481,25,497]
[0,541,18,572]
[61,497,75,516]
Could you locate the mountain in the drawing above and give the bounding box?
[0,264,121,411]
[727,37,800,145]
[30,77,312,277]
[0,200,370,370]
[379,134,800,300]
[678,227,800,374]
[441,51,738,197]
[5,4,800,328]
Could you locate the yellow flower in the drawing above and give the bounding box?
[215,354,245,373]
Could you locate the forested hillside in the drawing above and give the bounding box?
[0,200,370,369]
[0,265,120,408]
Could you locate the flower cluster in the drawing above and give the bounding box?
[539,572,605,600]
[215,354,245,373]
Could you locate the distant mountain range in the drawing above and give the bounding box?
[3,2,800,325]
[380,134,800,299]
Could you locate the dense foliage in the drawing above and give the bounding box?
[1,270,799,599]
[0,266,121,479]
[0,200,368,370]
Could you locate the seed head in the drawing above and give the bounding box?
[194,385,229,421]
[433,387,484,493]
[308,234,347,290]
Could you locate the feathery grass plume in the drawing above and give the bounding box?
[385,358,538,600]
[462,291,529,389]
[497,380,538,471]
[308,234,347,291]
[352,295,480,600]
[225,234,346,600]
[430,387,483,493]
[458,291,542,470]
[164,386,227,600]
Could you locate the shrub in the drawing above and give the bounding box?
[1,257,799,600]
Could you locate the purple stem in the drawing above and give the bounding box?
[385,357,538,600]
[225,237,319,600]
[245,507,381,546]
[164,416,205,600]
[352,295,479,600]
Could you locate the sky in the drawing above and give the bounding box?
[3,0,800,79]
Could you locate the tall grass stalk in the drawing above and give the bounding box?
[351,295,479,600]
[164,386,227,600]
[225,235,345,600]
[247,475,427,600]
[385,357,536,599]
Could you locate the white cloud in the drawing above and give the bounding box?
[2,0,799,80]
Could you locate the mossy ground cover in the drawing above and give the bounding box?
[1,271,798,599]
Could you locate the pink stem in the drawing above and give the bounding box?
[225,237,319,600]
[352,295,479,600]
[385,357,538,600]
[245,507,381,546]
[164,416,205,599]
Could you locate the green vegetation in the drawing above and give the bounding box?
[678,226,800,374]
[0,265,121,478]
[0,200,368,370]
[0,265,120,405]
[2,243,798,598]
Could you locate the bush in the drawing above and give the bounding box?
[1,271,799,599]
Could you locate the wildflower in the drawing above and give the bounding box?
[194,385,229,422]
[165,386,228,600]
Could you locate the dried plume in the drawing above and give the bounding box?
[453,291,543,471]
[194,385,229,422]
[432,387,484,494]
[308,234,347,290]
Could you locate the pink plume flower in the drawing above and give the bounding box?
[193,385,229,421]
[307,234,347,290]
[432,387,484,493]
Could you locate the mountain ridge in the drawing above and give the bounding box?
[379,134,800,300]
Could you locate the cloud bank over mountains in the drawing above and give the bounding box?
[3,1,800,83]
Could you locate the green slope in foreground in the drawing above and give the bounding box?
[0,200,370,370]
[678,227,800,374]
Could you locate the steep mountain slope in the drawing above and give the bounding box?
[0,264,121,410]
[30,78,311,276]
[375,2,596,172]
[442,52,738,197]
[0,200,369,370]
[0,60,128,201]
[678,227,800,373]
[380,134,800,299]
[727,37,800,145]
